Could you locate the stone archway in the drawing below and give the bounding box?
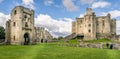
[24,33,30,45]
[41,39,44,43]
[77,35,84,40]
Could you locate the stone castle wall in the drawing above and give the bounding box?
[5,6,53,45]
[6,6,35,45]
[72,8,116,40]
[35,27,53,43]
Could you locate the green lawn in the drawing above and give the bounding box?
[84,38,111,43]
[0,43,120,59]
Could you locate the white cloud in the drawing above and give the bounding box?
[22,0,35,9]
[0,0,3,3]
[0,12,73,37]
[35,14,73,37]
[91,1,111,8]
[80,0,95,4]
[79,13,84,17]
[0,12,10,27]
[44,0,54,6]
[62,0,79,11]
[55,5,61,8]
[102,10,120,18]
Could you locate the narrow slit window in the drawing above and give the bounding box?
[14,36,15,41]
[103,20,104,26]
[25,22,28,27]
[13,22,16,26]
[14,10,17,15]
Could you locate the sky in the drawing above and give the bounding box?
[0,0,120,37]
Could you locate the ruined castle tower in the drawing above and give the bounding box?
[72,8,116,40]
[5,6,35,45]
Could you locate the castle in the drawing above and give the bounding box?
[72,8,116,40]
[5,6,53,45]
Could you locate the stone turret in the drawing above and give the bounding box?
[84,8,96,40]
[86,8,92,15]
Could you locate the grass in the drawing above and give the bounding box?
[57,38,112,47]
[84,38,111,43]
[0,43,120,59]
[56,39,79,47]
[66,38,112,48]
[68,38,112,44]
[68,38,78,44]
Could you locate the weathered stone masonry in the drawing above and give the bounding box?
[72,8,116,40]
[5,6,53,45]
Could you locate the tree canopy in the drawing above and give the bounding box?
[0,26,5,39]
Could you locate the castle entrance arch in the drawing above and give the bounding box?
[24,33,30,45]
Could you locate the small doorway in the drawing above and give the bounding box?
[41,39,44,43]
[24,33,30,45]
[77,35,84,40]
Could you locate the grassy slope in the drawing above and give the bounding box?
[84,38,111,43]
[0,44,120,59]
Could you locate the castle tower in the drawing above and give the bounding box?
[5,6,35,45]
[86,8,92,15]
[72,21,77,34]
[5,20,11,44]
[105,13,111,34]
[111,19,116,35]
[84,8,96,40]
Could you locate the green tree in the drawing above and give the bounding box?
[57,36,63,40]
[0,26,5,39]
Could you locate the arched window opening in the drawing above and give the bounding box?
[14,10,17,15]
[24,15,27,18]
[88,29,91,33]
[13,22,16,26]
[89,24,91,27]
[25,22,28,27]
[103,20,104,26]
[14,36,15,41]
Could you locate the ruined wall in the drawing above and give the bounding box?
[35,27,53,43]
[72,21,76,34]
[5,20,11,44]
